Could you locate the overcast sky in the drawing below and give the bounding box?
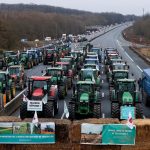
[0,0,150,16]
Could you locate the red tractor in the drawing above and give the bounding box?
[20,76,59,119]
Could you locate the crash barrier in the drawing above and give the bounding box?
[88,24,123,42]
[0,117,149,149]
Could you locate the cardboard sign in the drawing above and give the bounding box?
[27,101,43,111]
[120,106,135,119]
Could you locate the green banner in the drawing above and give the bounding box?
[81,123,136,145]
[0,122,55,144]
[120,106,135,119]
[102,124,136,145]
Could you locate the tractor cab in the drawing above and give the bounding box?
[45,67,64,85]
[116,79,136,106]
[85,58,99,65]
[112,62,129,70]
[83,64,99,70]
[7,54,19,66]
[110,70,129,86]
[27,76,52,100]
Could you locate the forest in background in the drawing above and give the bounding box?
[0,4,136,50]
[133,14,150,40]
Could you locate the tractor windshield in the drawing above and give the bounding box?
[113,65,125,70]
[47,70,61,76]
[33,80,48,90]
[118,82,135,91]
[9,68,20,75]
[79,84,91,93]
[85,60,97,64]
[114,72,128,79]
[20,53,27,58]
[0,73,5,80]
[84,65,96,69]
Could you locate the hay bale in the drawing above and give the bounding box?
[0,116,21,122]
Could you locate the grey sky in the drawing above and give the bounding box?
[0,0,150,16]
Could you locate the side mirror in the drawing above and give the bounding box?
[41,70,43,74]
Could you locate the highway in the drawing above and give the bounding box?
[9,23,150,119]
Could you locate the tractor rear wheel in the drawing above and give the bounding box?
[11,83,16,98]
[67,78,72,89]
[135,103,143,118]
[6,90,11,103]
[69,103,75,120]
[58,86,65,99]
[93,103,101,118]
[20,101,28,120]
[43,101,54,118]
[111,102,120,118]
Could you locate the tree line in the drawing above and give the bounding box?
[0,4,136,50]
[133,14,150,40]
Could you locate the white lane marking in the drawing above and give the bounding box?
[117,40,134,62]
[143,115,146,119]
[102,113,105,118]
[61,112,65,119]
[125,51,134,62]
[102,80,104,83]
[102,92,105,98]
[136,65,143,72]
[102,71,103,74]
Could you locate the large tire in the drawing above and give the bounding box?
[43,101,54,118]
[11,83,16,99]
[135,103,143,118]
[49,96,59,115]
[69,103,75,120]
[146,95,150,107]
[20,101,28,120]
[6,90,11,103]
[58,86,66,99]
[93,103,101,118]
[67,78,72,89]
[111,102,120,119]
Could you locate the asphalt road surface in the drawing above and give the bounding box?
[11,23,150,119]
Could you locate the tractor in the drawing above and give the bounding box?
[27,49,39,66]
[110,79,143,119]
[79,68,101,90]
[19,51,33,69]
[20,76,59,119]
[43,48,58,65]
[0,71,16,105]
[109,70,129,87]
[90,47,102,62]
[107,62,129,81]
[8,65,27,90]
[69,81,101,119]
[45,67,68,99]
[55,62,73,89]
[7,54,19,66]
[0,58,7,70]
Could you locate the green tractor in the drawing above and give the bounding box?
[19,52,33,69]
[110,79,143,119]
[8,65,27,90]
[0,71,16,105]
[109,70,129,87]
[45,67,68,99]
[79,68,101,90]
[7,54,19,66]
[69,81,101,119]
[20,76,59,119]
[55,62,73,89]
[107,62,129,82]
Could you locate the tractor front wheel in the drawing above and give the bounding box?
[136,103,143,118]
[69,103,75,120]
[111,102,120,119]
[43,101,54,118]
[93,103,101,118]
[58,86,66,99]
